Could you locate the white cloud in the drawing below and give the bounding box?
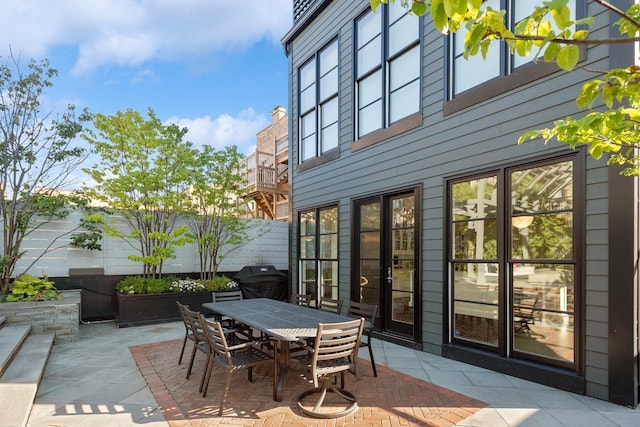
[167,108,270,154]
[0,0,292,75]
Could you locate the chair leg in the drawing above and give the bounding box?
[366,333,377,377]
[218,371,234,416]
[201,353,215,397]
[297,377,358,418]
[200,353,213,395]
[186,343,198,379]
[178,334,187,364]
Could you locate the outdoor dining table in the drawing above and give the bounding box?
[202,297,358,402]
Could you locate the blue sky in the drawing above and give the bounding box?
[0,0,292,158]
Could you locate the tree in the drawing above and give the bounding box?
[0,53,97,295]
[82,108,195,279]
[181,145,265,281]
[372,0,640,175]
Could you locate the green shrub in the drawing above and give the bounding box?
[201,275,237,291]
[116,275,236,295]
[4,273,59,302]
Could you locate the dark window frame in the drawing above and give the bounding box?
[353,3,423,144]
[444,0,587,115]
[297,204,340,308]
[297,37,340,166]
[444,151,584,373]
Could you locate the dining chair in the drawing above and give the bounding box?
[200,315,276,414]
[348,301,378,377]
[211,290,250,336]
[290,292,312,307]
[296,318,364,418]
[182,306,213,394]
[176,301,196,365]
[514,291,542,333]
[318,297,343,314]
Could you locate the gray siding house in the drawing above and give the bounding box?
[282,0,638,407]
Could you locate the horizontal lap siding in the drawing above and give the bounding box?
[288,1,615,393]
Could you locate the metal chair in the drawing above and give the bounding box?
[514,292,542,333]
[290,292,312,307]
[318,297,343,314]
[182,306,213,394]
[200,315,276,415]
[297,318,364,418]
[211,290,249,335]
[348,301,378,377]
[176,301,196,365]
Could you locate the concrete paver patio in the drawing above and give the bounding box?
[27,321,640,427]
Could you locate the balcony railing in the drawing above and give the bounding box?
[240,150,277,190]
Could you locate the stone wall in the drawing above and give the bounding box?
[0,290,81,343]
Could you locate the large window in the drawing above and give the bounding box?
[449,0,577,97]
[448,156,579,370]
[299,206,339,307]
[355,1,420,138]
[299,39,339,163]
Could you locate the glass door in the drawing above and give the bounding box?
[354,191,418,338]
[386,194,416,335]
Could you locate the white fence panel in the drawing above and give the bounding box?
[4,211,288,277]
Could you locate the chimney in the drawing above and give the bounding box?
[271,106,286,123]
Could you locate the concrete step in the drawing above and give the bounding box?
[0,324,31,378]
[0,332,54,427]
[0,315,6,326]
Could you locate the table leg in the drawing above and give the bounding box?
[274,340,289,402]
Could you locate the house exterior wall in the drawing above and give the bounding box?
[284,0,638,406]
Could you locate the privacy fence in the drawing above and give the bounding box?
[7,211,289,279]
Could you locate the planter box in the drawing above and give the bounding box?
[116,291,213,328]
[0,290,81,343]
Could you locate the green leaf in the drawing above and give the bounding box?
[556,45,579,71]
[574,30,589,40]
[443,0,453,16]
[515,39,530,57]
[543,42,560,62]
[412,1,427,16]
[431,0,448,32]
[576,80,601,108]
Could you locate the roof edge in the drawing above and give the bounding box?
[281,0,334,55]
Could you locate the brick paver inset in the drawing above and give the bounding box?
[130,339,485,426]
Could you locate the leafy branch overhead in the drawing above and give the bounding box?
[371,0,640,175]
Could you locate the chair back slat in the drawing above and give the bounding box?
[290,292,312,307]
[183,306,208,343]
[319,297,344,314]
[176,301,191,327]
[312,318,364,365]
[348,301,377,324]
[201,316,233,364]
[212,290,243,303]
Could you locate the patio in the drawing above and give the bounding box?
[27,321,640,427]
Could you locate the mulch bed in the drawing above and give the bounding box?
[130,339,485,426]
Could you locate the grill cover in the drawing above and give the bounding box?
[232,265,288,301]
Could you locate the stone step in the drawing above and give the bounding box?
[0,315,6,326]
[0,324,31,378]
[0,332,54,427]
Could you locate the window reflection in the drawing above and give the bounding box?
[449,157,577,367]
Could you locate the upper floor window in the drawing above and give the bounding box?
[355,2,421,139]
[449,0,576,97]
[299,39,339,163]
